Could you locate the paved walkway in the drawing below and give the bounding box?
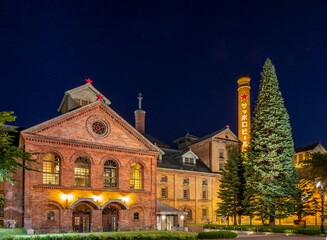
[235,231,326,239]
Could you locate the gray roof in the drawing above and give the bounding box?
[158,148,212,173]
[156,200,187,215]
[187,128,227,146]
[295,142,321,153]
[141,132,170,148]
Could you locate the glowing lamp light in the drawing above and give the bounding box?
[162,215,166,220]
[60,193,73,201]
[180,215,185,220]
[120,196,130,203]
[92,195,103,202]
[316,181,322,188]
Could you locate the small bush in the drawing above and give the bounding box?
[198,231,237,239]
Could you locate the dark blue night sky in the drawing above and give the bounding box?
[1,0,326,148]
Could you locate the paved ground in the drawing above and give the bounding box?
[234,231,326,239]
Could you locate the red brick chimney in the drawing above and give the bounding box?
[134,93,146,133]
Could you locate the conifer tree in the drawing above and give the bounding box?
[295,179,319,220]
[217,146,244,225]
[244,59,299,226]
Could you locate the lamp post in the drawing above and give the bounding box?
[316,181,325,234]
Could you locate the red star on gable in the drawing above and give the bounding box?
[85,78,92,83]
[226,125,230,128]
[97,94,103,100]
[241,93,248,100]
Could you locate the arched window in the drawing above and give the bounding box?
[74,157,90,187]
[130,163,142,190]
[104,160,117,188]
[43,153,60,185]
[47,211,55,221]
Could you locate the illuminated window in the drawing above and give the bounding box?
[299,154,303,162]
[202,209,207,218]
[130,163,142,190]
[47,211,55,221]
[161,188,168,198]
[305,152,310,160]
[183,189,189,199]
[104,160,117,188]
[43,153,60,185]
[74,157,90,187]
[161,175,167,182]
[134,212,139,220]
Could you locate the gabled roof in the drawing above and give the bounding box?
[22,101,160,153]
[57,83,111,112]
[156,200,187,215]
[295,142,322,153]
[187,127,240,147]
[157,148,212,173]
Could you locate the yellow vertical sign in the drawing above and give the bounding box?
[237,76,251,151]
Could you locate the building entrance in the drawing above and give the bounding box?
[73,205,91,232]
[103,205,119,232]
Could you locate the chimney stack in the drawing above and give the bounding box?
[134,93,146,133]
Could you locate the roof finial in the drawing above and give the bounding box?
[138,92,143,109]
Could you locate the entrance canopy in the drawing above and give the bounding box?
[156,200,187,215]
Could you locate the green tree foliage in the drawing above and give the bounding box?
[0,111,36,186]
[243,59,299,226]
[301,152,327,183]
[295,179,319,220]
[217,146,245,225]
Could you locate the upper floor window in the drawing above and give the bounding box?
[299,154,303,162]
[184,157,195,165]
[43,153,60,185]
[130,163,142,190]
[219,150,224,158]
[202,190,208,200]
[104,160,117,188]
[183,177,189,184]
[202,179,208,186]
[74,157,90,187]
[183,189,189,199]
[161,187,168,198]
[161,175,167,182]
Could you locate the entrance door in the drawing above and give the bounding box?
[103,205,119,232]
[73,205,91,233]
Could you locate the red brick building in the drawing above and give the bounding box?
[3,83,160,233]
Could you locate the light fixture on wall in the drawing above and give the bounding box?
[92,195,103,203]
[60,193,73,202]
[120,196,130,203]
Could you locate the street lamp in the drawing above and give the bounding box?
[316,181,325,234]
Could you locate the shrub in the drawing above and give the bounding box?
[294,229,321,235]
[198,231,237,239]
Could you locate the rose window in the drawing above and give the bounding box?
[92,122,106,135]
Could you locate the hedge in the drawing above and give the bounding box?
[204,224,321,236]
[197,231,237,239]
[1,232,198,240]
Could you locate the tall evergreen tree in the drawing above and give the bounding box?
[217,146,244,225]
[243,59,299,226]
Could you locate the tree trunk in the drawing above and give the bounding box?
[298,212,302,221]
[269,216,275,227]
[238,214,241,225]
[227,216,229,226]
[250,216,252,225]
[234,215,237,225]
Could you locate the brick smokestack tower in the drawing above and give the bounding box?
[134,93,146,133]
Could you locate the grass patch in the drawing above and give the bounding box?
[0,228,27,237]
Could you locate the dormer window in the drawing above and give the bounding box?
[183,178,189,184]
[184,157,195,165]
[161,175,167,182]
